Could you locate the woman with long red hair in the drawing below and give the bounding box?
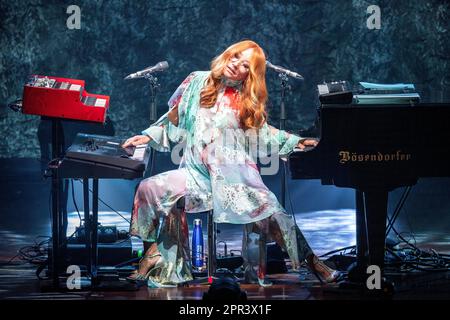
[123,40,340,287]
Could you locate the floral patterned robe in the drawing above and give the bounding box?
[130,71,313,286]
[142,71,302,223]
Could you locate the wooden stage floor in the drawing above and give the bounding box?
[0,159,449,301]
[1,263,448,301]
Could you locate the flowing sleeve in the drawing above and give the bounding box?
[257,122,303,157]
[141,72,197,152]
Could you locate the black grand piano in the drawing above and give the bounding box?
[288,102,450,287]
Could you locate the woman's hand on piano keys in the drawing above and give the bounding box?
[297,138,318,150]
[122,135,151,148]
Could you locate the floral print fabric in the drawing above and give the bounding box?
[129,71,312,285]
[142,71,303,224]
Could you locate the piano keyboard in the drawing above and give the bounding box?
[59,133,151,179]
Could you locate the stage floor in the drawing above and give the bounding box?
[0,158,449,300]
[0,263,449,300]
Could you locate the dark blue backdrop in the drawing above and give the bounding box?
[0,1,449,243]
[1,0,449,157]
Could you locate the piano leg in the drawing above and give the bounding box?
[363,190,388,271]
[340,190,394,294]
[348,190,369,283]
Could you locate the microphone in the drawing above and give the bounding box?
[124,61,169,80]
[266,61,304,80]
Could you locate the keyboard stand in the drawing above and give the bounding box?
[76,177,137,291]
[82,178,98,284]
[49,117,65,289]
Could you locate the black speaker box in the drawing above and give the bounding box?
[49,239,136,269]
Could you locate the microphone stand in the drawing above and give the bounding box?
[278,73,291,208]
[145,73,160,177]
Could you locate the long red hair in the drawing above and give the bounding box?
[200,40,268,130]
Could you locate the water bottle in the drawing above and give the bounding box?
[192,219,204,270]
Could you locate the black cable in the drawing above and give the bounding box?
[390,223,417,251]
[114,256,141,268]
[402,207,417,248]
[284,162,298,226]
[385,247,449,272]
[385,223,449,272]
[382,185,449,273]
[285,166,359,260]
[31,229,81,281]
[0,253,22,266]
[115,234,132,244]
[74,179,131,224]
[71,179,82,227]
[229,250,242,256]
[97,197,131,224]
[0,236,50,266]
[284,176,447,274]
[319,245,356,258]
[388,225,448,271]
[1,236,51,269]
[70,178,132,270]
[48,182,82,247]
[297,197,446,274]
[19,172,131,278]
[384,187,449,269]
[386,186,412,236]
[284,162,359,260]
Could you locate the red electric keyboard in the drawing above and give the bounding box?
[22,75,110,123]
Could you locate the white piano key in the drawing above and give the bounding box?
[69,84,82,91]
[94,98,107,107]
[132,146,146,160]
